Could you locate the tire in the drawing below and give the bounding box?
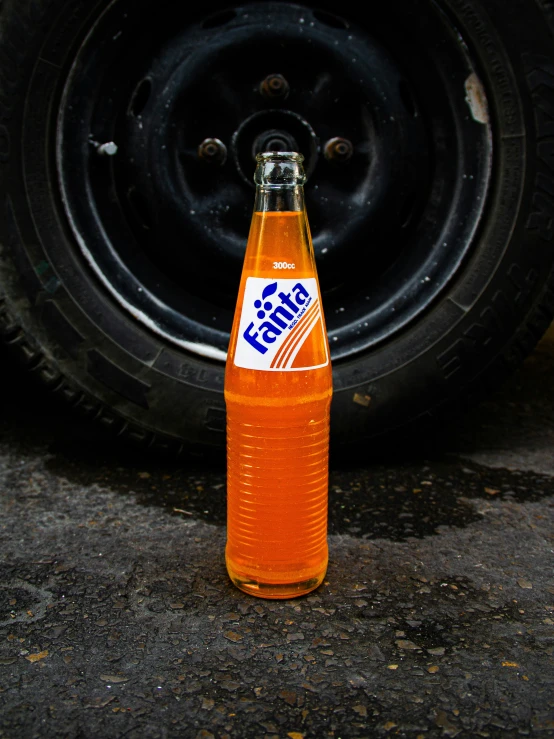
[0,0,554,456]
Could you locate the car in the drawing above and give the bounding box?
[1,0,554,456]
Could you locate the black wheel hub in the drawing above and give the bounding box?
[234,109,318,185]
[57,0,491,361]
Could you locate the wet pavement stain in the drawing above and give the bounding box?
[42,451,554,541]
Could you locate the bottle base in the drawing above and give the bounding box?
[227,563,326,600]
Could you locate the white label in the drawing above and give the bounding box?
[234,277,329,371]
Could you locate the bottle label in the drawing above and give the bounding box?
[234,277,329,371]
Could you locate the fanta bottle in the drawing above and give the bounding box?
[225,151,333,599]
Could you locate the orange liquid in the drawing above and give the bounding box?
[225,211,332,599]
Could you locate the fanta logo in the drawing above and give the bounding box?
[243,281,312,354]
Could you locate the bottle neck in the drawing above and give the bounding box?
[254,185,304,213]
[253,153,307,213]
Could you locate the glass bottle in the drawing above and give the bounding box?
[225,151,333,599]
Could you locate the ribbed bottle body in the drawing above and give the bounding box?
[225,392,330,598]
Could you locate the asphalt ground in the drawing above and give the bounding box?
[1,329,554,738]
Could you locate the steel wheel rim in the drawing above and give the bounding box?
[57,0,492,362]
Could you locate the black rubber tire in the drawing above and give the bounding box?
[1,0,554,457]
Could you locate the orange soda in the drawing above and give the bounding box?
[225,152,333,599]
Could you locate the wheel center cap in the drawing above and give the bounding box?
[232,109,318,186]
[253,128,299,155]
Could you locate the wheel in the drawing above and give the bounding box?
[1,0,554,455]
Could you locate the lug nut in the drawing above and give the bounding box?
[260,74,290,99]
[324,137,353,162]
[198,138,227,165]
